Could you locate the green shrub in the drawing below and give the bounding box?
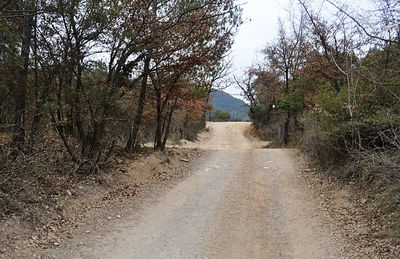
[213,109,231,121]
[248,104,270,129]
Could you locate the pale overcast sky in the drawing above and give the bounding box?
[226,0,291,98]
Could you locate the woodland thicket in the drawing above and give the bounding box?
[0,0,241,216]
[240,0,400,236]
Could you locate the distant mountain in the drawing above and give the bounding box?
[208,91,249,121]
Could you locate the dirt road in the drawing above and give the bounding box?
[50,122,344,258]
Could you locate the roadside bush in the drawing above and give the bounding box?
[0,136,75,220]
[348,151,400,240]
[170,112,205,142]
[212,110,231,121]
[300,114,345,168]
[249,104,270,130]
[347,151,400,190]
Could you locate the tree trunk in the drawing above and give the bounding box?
[75,61,84,143]
[154,87,163,149]
[293,113,303,132]
[29,78,50,151]
[283,111,290,145]
[285,68,289,92]
[161,96,178,150]
[12,1,35,149]
[126,56,151,152]
[28,11,40,151]
[204,93,210,123]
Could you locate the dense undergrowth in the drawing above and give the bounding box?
[0,114,205,220]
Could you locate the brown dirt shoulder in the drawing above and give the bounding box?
[0,147,204,258]
[298,155,400,258]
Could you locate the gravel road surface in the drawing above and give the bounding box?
[57,122,344,258]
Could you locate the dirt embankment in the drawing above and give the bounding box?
[300,166,400,258]
[0,147,203,258]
